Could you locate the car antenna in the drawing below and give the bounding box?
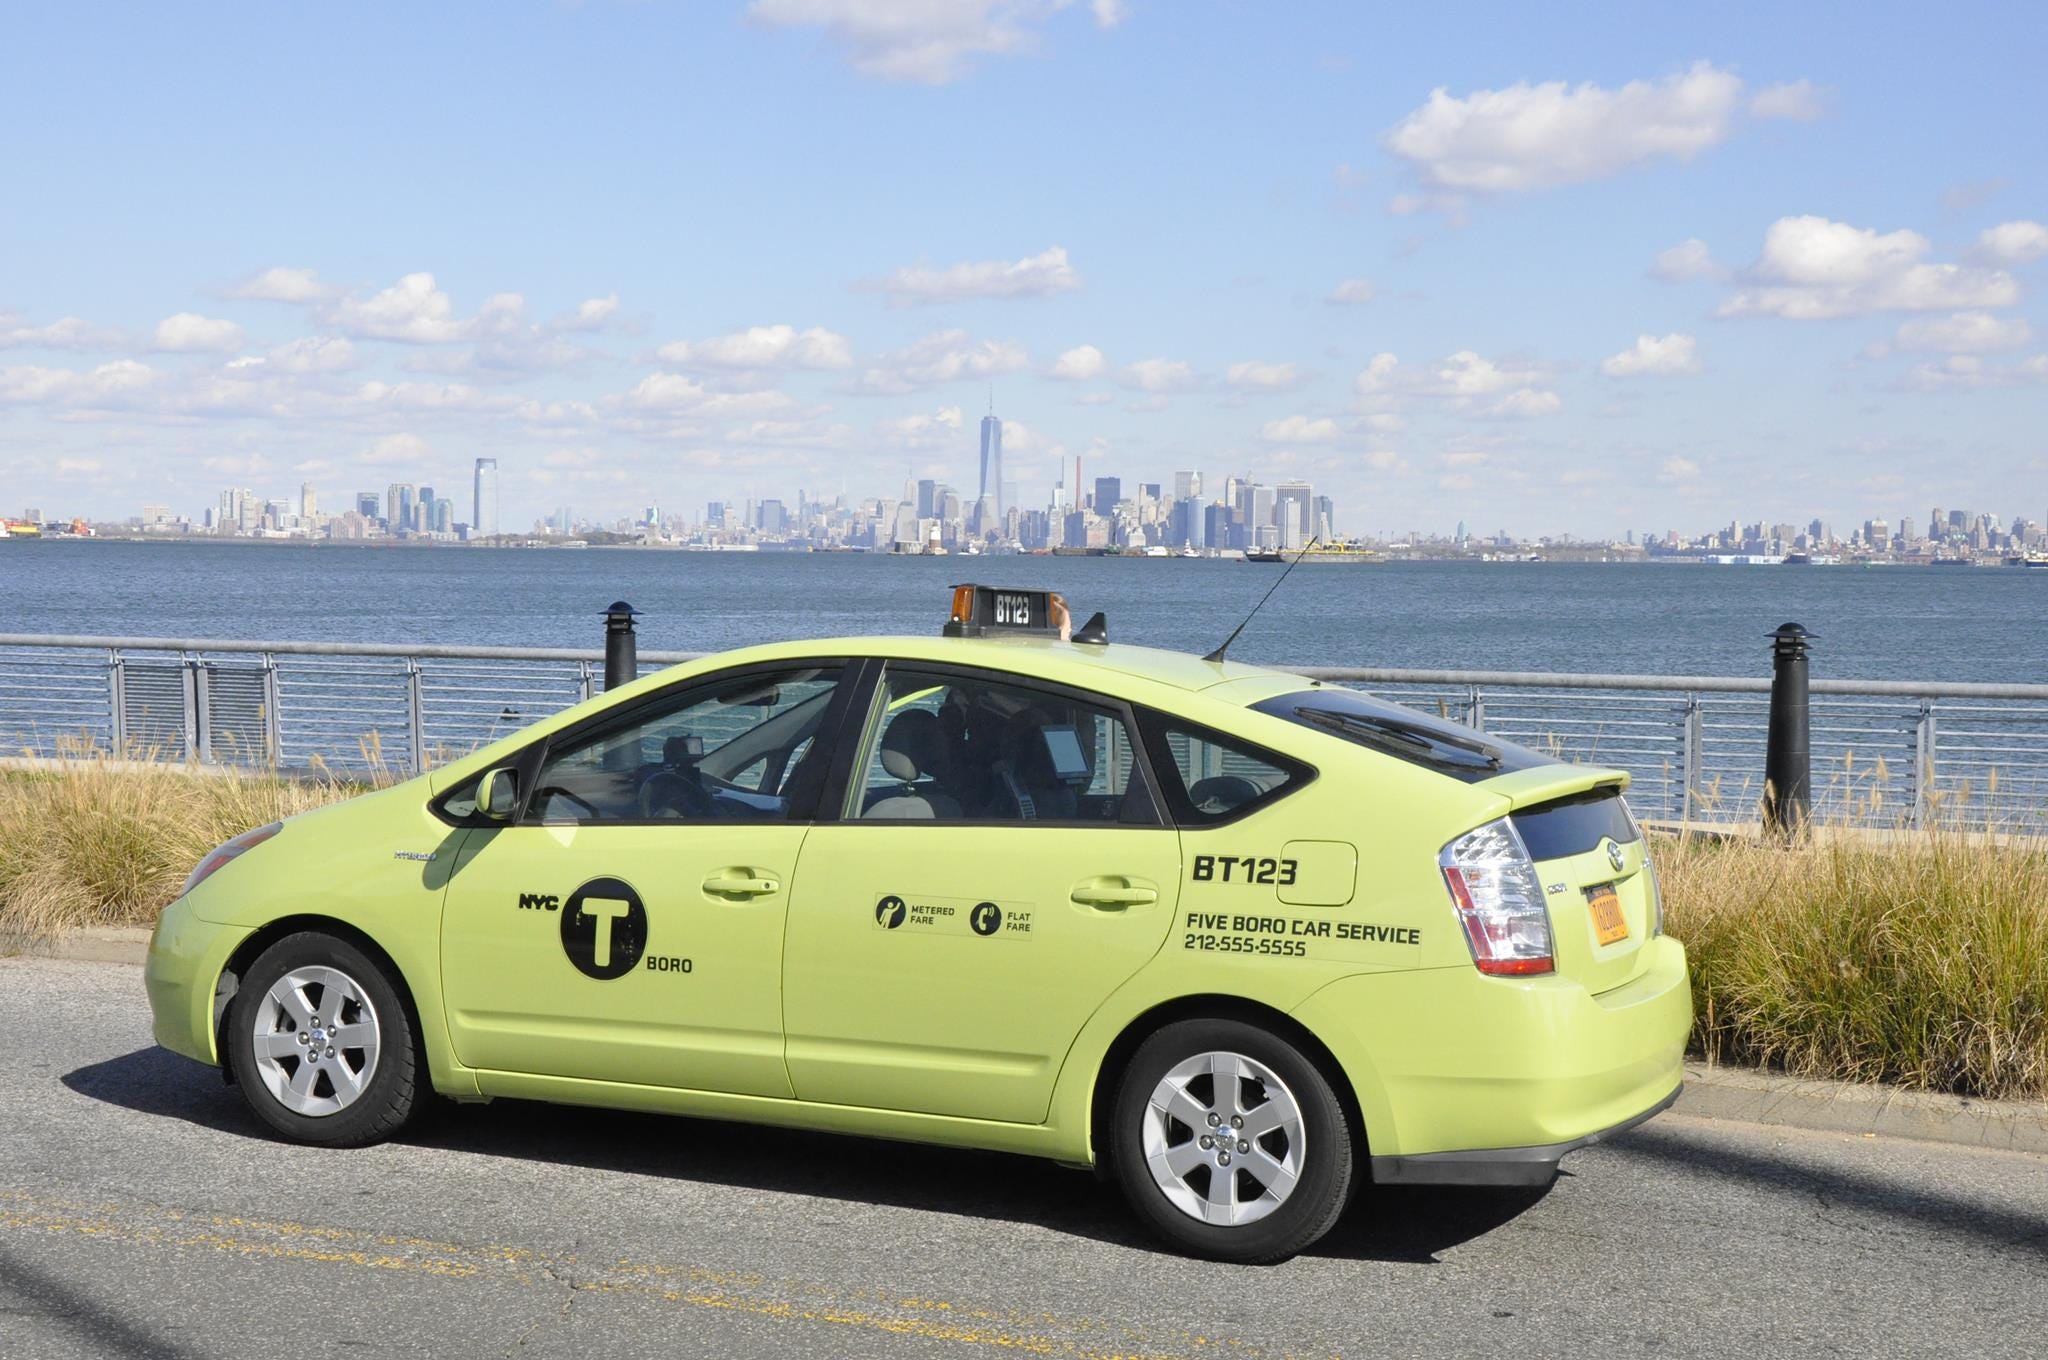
[1203,536,1319,664]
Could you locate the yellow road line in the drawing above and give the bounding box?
[0,1188,1311,1359]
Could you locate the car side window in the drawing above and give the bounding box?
[1139,712,1309,825]
[848,668,1156,824]
[527,667,842,824]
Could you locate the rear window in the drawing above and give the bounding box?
[1250,688,1556,785]
[1511,787,1639,861]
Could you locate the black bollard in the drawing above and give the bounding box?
[602,601,640,691]
[1763,622,1814,836]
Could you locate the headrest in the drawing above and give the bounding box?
[880,709,946,783]
[663,733,703,766]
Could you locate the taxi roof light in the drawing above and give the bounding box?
[1440,817,1554,977]
[944,584,1102,643]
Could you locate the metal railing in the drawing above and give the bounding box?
[3,633,2047,832]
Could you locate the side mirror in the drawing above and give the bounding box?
[478,767,520,822]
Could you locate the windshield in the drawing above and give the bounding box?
[1250,688,1556,784]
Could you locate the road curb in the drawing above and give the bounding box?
[1675,1060,2048,1155]
[2,935,2043,1155]
[0,926,151,965]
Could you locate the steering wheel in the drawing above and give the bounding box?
[639,768,717,819]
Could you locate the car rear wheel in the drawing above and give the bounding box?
[1111,1019,1353,1263]
[227,932,418,1147]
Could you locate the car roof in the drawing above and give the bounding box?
[693,634,1311,704]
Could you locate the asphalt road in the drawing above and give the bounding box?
[2,957,2044,1360]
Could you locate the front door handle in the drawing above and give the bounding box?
[1070,878,1158,910]
[702,869,781,900]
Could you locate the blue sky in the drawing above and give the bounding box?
[2,1,2043,537]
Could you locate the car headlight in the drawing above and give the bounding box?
[180,822,282,898]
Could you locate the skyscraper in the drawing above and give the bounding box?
[299,483,317,520]
[1094,477,1122,512]
[473,458,500,537]
[1274,481,1313,550]
[978,407,1003,520]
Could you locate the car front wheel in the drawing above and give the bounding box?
[227,931,418,1147]
[1111,1019,1353,1263]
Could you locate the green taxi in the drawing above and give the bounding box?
[146,586,1690,1262]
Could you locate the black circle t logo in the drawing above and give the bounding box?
[561,877,648,980]
[970,902,1002,936]
[875,895,907,929]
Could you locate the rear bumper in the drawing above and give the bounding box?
[1292,934,1691,1167]
[1369,1082,1679,1186]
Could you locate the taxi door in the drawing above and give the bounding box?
[781,664,1181,1125]
[439,663,854,1099]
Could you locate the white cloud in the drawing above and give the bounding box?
[847,329,1029,394]
[225,266,339,303]
[261,337,359,374]
[1046,343,1107,380]
[1326,278,1376,305]
[1972,220,2048,266]
[0,313,129,351]
[1749,80,1826,121]
[1362,449,1406,472]
[0,359,159,410]
[866,245,1081,305]
[747,0,1082,84]
[1441,450,1489,468]
[1651,238,1722,282]
[1893,312,2033,354]
[1429,350,1538,397]
[881,405,966,448]
[1659,456,1702,483]
[327,272,468,343]
[359,433,430,466]
[1438,473,1475,492]
[56,457,102,475]
[1902,354,2048,392]
[1354,350,1561,419]
[1226,360,1300,391]
[152,313,245,353]
[1258,414,1341,443]
[1354,352,1401,394]
[657,324,853,371]
[1601,333,1702,377]
[1091,0,1126,26]
[560,294,622,331]
[623,372,798,418]
[1118,357,1195,392]
[1483,388,1562,419]
[1718,216,2020,319]
[1382,62,1747,195]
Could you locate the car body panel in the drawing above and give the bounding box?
[145,628,1691,1178]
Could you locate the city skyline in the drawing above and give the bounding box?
[2,5,2044,537]
[68,429,2048,561]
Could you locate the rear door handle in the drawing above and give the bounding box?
[1070,878,1158,910]
[701,870,781,900]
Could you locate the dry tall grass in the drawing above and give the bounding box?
[1660,830,2048,1101]
[4,760,2045,1100]
[0,758,352,936]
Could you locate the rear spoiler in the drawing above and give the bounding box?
[1478,764,1630,811]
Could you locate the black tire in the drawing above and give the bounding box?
[1110,1018,1353,1263]
[227,931,419,1147]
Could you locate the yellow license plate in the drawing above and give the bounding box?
[1585,884,1629,946]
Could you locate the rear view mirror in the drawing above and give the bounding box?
[478,767,520,821]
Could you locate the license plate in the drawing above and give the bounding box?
[1584,884,1629,946]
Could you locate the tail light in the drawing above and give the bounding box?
[1621,798,1664,938]
[1440,817,1554,976]
[180,822,282,898]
